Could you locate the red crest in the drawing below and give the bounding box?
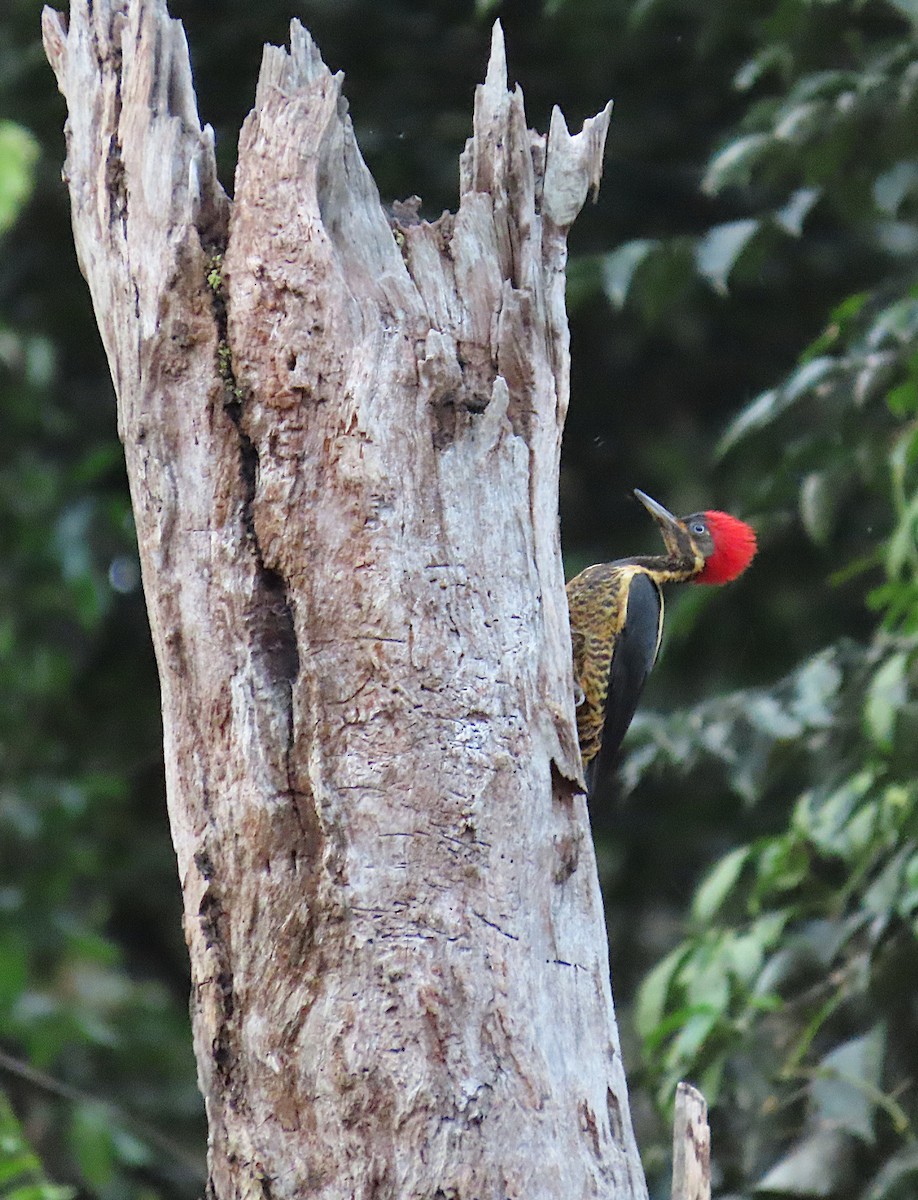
[695,511,757,585]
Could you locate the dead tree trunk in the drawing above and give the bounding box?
[43,3,646,1196]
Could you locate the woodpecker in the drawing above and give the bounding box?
[567,489,757,797]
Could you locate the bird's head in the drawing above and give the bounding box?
[634,489,757,585]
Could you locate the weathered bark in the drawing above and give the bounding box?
[43,3,647,1196]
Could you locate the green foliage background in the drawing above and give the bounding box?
[2,0,918,1196]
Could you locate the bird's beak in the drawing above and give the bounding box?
[633,488,686,554]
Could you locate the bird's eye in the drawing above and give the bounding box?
[691,522,706,535]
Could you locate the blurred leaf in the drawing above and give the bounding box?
[0,933,28,1009]
[599,239,656,309]
[803,292,871,361]
[627,239,696,324]
[693,846,750,923]
[805,654,852,728]
[864,651,910,750]
[775,188,822,237]
[773,99,828,144]
[755,1129,853,1194]
[873,220,918,258]
[868,299,918,348]
[69,1104,116,1190]
[0,121,39,236]
[717,357,837,454]
[703,134,771,194]
[717,388,783,456]
[854,351,899,407]
[734,45,793,92]
[664,1007,720,1064]
[722,921,776,985]
[753,835,809,898]
[784,355,840,401]
[109,1126,152,1169]
[866,1143,918,1199]
[793,773,875,859]
[886,378,918,417]
[874,162,918,216]
[863,847,909,918]
[681,943,731,1013]
[635,946,689,1042]
[810,1026,886,1143]
[745,693,803,739]
[753,918,848,997]
[785,70,861,105]
[0,1091,74,1199]
[885,497,918,579]
[5,1187,78,1200]
[695,219,761,294]
[899,851,918,918]
[799,471,840,545]
[831,291,871,330]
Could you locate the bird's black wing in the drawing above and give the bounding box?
[587,571,662,800]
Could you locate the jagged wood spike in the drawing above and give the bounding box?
[672,1082,712,1200]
